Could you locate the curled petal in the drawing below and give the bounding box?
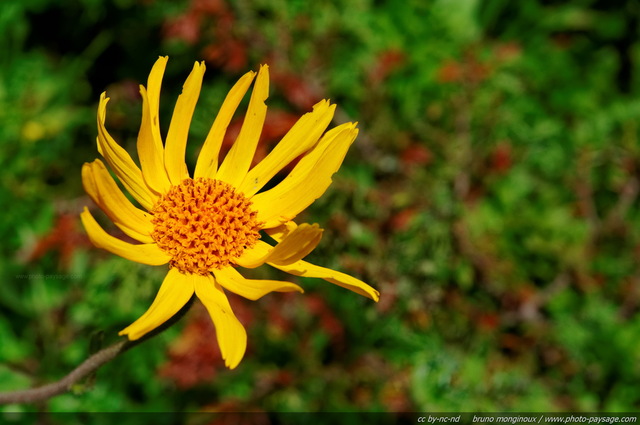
[80,207,170,266]
[265,223,323,264]
[272,259,380,302]
[264,221,298,242]
[137,83,171,194]
[214,266,303,301]
[96,93,156,211]
[119,268,195,340]
[82,159,155,243]
[193,273,247,369]
[234,223,323,268]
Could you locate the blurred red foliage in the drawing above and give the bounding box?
[375,280,397,314]
[368,49,406,85]
[158,304,222,388]
[379,368,413,411]
[268,66,325,111]
[264,294,295,335]
[304,294,345,347]
[159,297,254,389]
[437,42,521,85]
[400,143,432,167]
[162,0,248,72]
[163,12,201,45]
[437,60,464,83]
[490,142,513,174]
[389,207,419,233]
[494,41,522,62]
[476,312,500,332]
[25,213,89,269]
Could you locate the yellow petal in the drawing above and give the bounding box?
[146,56,168,110]
[216,64,269,187]
[164,61,206,185]
[234,223,323,268]
[265,223,323,264]
[96,93,157,211]
[238,99,336,196]
[82,160,155,243]
[234,241,271,268]
[214,266,303,301]
[137,61,172,193]
[193,273,247,369]
[119,268,195,340]
[252,123,358,228]
[255,220,378,301]
[194,70,257,179]
[271,259,380,302]
[265,221,298,242]
[80,207,170,266]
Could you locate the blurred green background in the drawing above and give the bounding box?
[2,0,640,420]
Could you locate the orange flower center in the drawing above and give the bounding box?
[151,178,261,274]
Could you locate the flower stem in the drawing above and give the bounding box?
[0,296,195,405]
[0,340,127,405]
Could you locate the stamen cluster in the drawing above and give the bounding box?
[151,178,261,274]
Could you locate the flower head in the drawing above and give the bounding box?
[81,57,379,369]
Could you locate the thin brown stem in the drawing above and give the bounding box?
[0,340,127,405]
[0,296,195,405]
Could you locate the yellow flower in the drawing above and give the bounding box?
[80,57,379,369]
